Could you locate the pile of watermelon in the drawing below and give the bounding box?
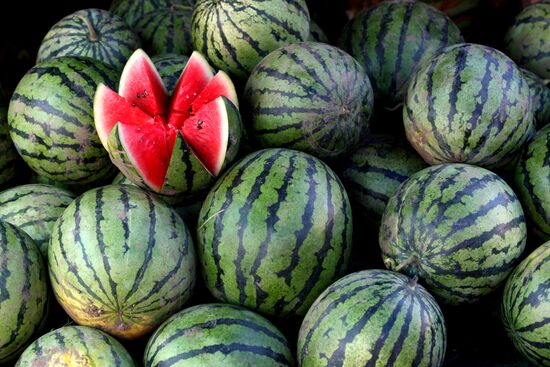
[0,0,548,366]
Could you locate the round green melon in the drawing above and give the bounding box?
[191,0,311,79]
[0,98,19,188]
[48,184,196,340]
[522,68,550,128]
[151,53,189,94]
[197,148,353,318]
[110,0,193,28]
[244,42,373,160]
[37,8,141,71]
[0,221,49,364]
[339,0,463,107]
[298,269,447,367]
[8,57,118,186]
[505,3,550,79]
[0,184,75,257]
[404,43,534,170]
[502,242,550,367]
[379,163,527,304]
[144,303,295,366]
[15,326,135,366]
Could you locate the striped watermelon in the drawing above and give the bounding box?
[404,43,534,170]
[0,184,75,257]
[339,0,463,107]
[197,148,353,317]
[502,242,550,366]
[15,326,135,366]
[244,42,373,160]
[337,134,428,223]
[309,21,329,43]
[505,3,550,79]
[110,0,193,28]
[152,53,189,94]
[8,57,118,186]
[191,0,311,79]
[135,4,193,56]
[48,184,196,339]
[522,68,550,128]
[0,96,18,188]
[0,221,49,364]
[379,163,527,304]
[144,303,295,366]
[37,8,141,71]
[514,124,550,240]
[298,269,447,367]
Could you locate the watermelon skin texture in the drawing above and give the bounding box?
[197,148,353,318]
[515,125,550,240]
[144,303,295,366]
[37,8,141,71]
[244,42,373,160]
[502,242,550,367]
[48,184,196,340]
[8,57,118,186]
[0,184,75,257]
[110,0,193,28]
[339,0,463,107]
[15,326,135,366]
[0,221,49,364]
[298,269,447,367]
[0,101,18,187]
[151,53,189,95]
[404,43,534,170]
[379,163,527,305]
[191,0,311,79]
[505,3,550,79]
[522,68,550,128]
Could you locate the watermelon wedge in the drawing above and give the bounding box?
[94,49,241,195]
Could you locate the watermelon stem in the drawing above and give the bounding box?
[408,275,419,289]
[197,208,225,230]
[395,255,418,272]
[77,15,99,42]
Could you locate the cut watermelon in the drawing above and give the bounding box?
[94,48,241,195]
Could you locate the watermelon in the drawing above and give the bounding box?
[191,0,311,79]
[8,57,119,186]
[505,3,550,79]
[0,184,75,257]
[309,21,329,43]
[298,269,447,367]
[244,42,373,160]
[337,134,428,223]
[15,326,136,366]
[110,0,193,28]
[197,148,353,318]
[134,4,193,56]
[379,163,527,304]
[37,8,141,71]
[94,49,242,196]
[48,184,196,339]
[0,221,49,364]
[502,242,550,366]
[404,43,534,170]
[0,94,18,188]
[522,68,550,128]
[514,124,550,240]
[339,0,463,108]
[152,53,189,94]
[144,303,295,366]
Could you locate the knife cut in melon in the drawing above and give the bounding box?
[94,49,241,195]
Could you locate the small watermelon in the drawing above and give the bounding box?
[502,242,550,366]
[309,21,329,43]
[110,0,193,28]
[151,53,189,94]
[0,94,18,188]
[37,8,141,71]
[144,303,295,366]
[522,68,550,128]
[94,48,242,196]
[15,326,136,366]
[298,269,447,367]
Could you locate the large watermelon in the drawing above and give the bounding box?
[0,184,75,257]
[37,8,141,71]
[191,0,311,79]
[197,148,353,318]
[522,68,550,128]
[94,49,242,196]
[0,221,49,364]
[110,0,193,28]
[244,42,373,161]
[8,57,118,186]
[48,184,196,339]
[15,326,135,366]
[502,242,550,366]
[339,0,463,107]
[151,53,189,94]
[505,3,550,79]
[144,303,295,366]
[379,163,527,304]
[298,269,447,367]
[404,43,534,170]
[0,94,18,187]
